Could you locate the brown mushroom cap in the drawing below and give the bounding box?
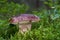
[10,14,40,24]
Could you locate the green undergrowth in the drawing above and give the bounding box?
[0,10,60,40]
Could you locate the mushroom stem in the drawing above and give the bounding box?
[18,23,31,34]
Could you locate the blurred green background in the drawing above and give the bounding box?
[0,0,60,40]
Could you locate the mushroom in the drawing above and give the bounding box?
[9,14,40,34]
